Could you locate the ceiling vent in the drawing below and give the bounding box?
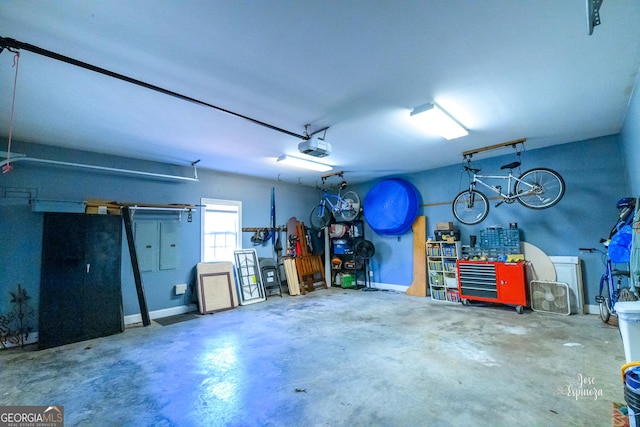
[298,136,331,158]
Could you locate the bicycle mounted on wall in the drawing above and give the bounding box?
[452,139,565,225]
[309,171,361,229]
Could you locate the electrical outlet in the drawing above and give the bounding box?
[175,283,187,295]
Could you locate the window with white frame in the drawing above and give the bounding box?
[201,198,242,262]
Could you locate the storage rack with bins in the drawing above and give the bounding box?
[427,241,461,302]
[475,227,521,259]
[330,220,365,288]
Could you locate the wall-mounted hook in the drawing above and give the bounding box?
[191,159,201,180]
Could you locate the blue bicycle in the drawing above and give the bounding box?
[581,197,637,323]
[583,246,632,323]
[309,173,361,228]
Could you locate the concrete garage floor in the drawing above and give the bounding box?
[0,288,628,426]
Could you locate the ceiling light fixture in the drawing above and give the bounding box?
[277,155,332,172]
[410,103,468,140]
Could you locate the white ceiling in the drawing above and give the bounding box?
[1,1,639,186]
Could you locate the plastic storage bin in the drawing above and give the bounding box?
[615,301,640,362]
[342,274,354,288]
[622,362,640,427]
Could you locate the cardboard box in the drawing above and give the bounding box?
[85,199,122,215]
[436,221,454,230]
[85,206,121,215]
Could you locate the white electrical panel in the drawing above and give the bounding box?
[134,221,158,272]
[160,221,179,270]
[134,220,181,272]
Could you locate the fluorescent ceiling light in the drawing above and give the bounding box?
[410,103,468,140]
[277,155,332,172]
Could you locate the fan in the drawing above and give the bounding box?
[530,280,570,315]
[355,240,376,291]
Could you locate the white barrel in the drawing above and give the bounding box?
[616,301,640,362]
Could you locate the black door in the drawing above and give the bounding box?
[39,213,123,349]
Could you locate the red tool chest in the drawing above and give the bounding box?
[456,260,527,313]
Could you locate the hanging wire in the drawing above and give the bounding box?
[513,141,525,173]
[458,156,473,192]
[2,49,20,174]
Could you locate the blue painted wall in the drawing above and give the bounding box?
[0,140,318,321]
[621,78,640,196]
[353,133,634,305]
[1,86,638,326]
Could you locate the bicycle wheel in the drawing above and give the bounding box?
[515,168,565,209]
[452,190,489,225]
[310,203,331,228]
[336,190,361,222]
[615,270,636,303]
[597,273,611,324]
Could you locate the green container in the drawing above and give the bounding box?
[342,274,354,288]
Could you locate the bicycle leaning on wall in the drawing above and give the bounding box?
[593,243,633,323]
[580,197,637,323]
[452,157,565,225]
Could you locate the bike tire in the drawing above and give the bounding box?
[598,273,611,324]
[515,168,565,210]
[336,190,361,222]
[310,204,331,228]
[452,190,489,225]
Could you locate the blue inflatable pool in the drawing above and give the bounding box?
[363,178,420,235]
